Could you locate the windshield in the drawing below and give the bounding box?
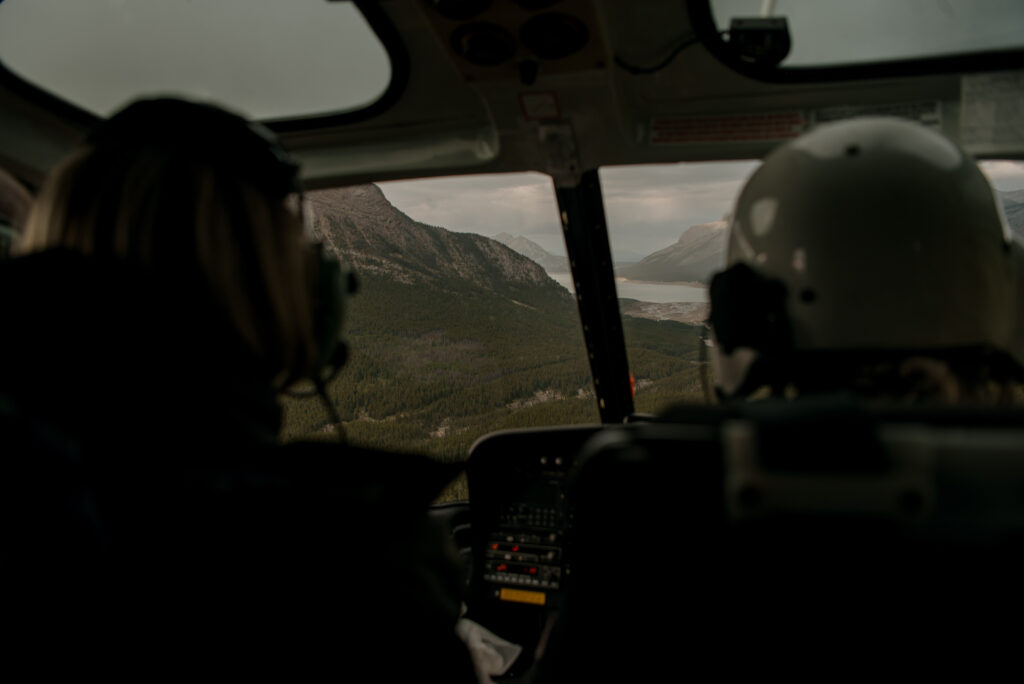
[279,174,599,497]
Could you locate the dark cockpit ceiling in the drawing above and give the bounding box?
[3,0,1022,192]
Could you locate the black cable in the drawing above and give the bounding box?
[315,380,346,444]
[614,32,722,75]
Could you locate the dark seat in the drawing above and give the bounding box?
[544,399,1024,680]
[0,393,105,578]
[0,403,476,680]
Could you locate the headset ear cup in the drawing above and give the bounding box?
[710,263,790,354]
[709,263,794,397]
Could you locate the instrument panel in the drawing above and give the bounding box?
[482,473,566,597]
[466,427,599,610]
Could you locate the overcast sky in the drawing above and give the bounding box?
[380,160,1024,261]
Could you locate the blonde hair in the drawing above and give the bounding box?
[21,138,317,389]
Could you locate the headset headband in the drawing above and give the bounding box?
[87,98,300,197]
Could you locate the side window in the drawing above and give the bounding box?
[601,159,1024,414]
[980,161,1024,242]
[280,174,599,468]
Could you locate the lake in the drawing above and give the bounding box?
[548,272,707,303]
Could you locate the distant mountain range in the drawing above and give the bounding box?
[616,220,727,284]
[492,232,641,272]
[1001,189,1024,240]
[604,190,1024,285]
[492,232,568,273]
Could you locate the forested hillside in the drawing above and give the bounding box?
[280,185,706,463]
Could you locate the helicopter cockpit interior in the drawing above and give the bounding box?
[3,0,1024,679]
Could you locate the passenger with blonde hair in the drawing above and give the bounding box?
[19,97,325,392]
[1,98,475,681]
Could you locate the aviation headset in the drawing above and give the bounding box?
[86,98,355,390]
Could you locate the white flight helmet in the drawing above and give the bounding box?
[709,116,1020,398]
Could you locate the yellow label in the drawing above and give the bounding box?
[499,588,547,606]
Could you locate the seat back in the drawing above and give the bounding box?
[549,400,1024,679]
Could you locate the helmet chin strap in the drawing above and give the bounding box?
[315,377,346,445]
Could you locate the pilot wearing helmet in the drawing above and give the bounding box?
[708,116,1024,404]
[562,117,1024,681]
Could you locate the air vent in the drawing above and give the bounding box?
[421,0,605,80]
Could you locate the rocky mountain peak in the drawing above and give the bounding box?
[493,232,569,273]
[676,220,727,244]
[306,185,562,296]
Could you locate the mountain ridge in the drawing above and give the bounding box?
[616,220,727,283]
[493,232,569,273]
[616,190,1024,284]
[310,185,562,301]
